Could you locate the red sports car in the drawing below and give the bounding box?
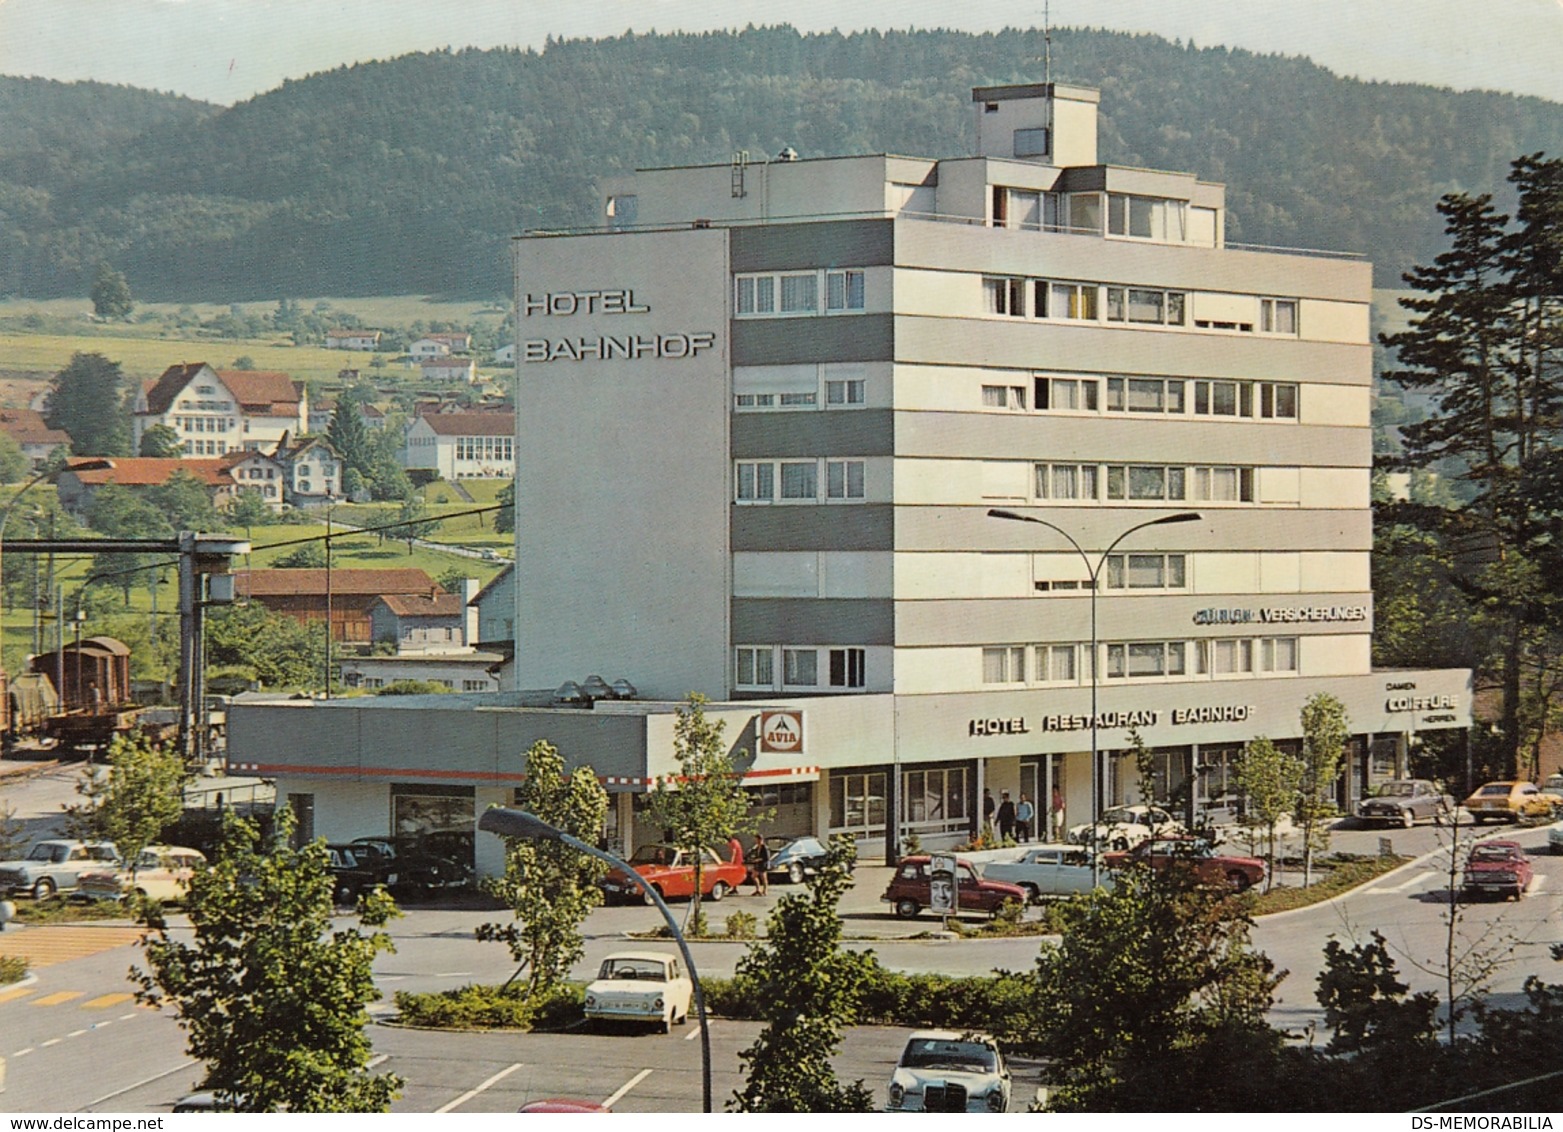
[1103,836,1266,892]
[602,842,748,905]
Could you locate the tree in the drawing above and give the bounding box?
[62,733,187,874]
[147,469,224,532]
[326,399,371,475]
[394,496,439,553]
[1234,736,1303,891]
[643,695,765,930]
[495,478,515,534]
[274,542,327,569]
[44,352,131,457]
[373,680,453,696]
[0,432,29,485]
[84,482,174,604]
[139,423,183,458]
[476,740,608,996]
[134,811,403,1112]
[90,262,133,320]
[1297,693,1349,888]
[732,838,874,1113]
[204,602,323,688]
[227,488,272,531]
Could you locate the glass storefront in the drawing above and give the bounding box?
[393,783,475,870]
[829,771,887,839]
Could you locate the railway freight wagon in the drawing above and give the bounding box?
[25,636,142,752]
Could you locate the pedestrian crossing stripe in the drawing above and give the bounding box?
[32,991,84,1006]
[82,992,133,1009]
[0,984,34,1004]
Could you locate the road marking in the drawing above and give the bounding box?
[367,1055,389,1070]
[602,1069,653,1110]
[41,1038,61,1047]
[1530,875,1548,895]
[435,1062,524,1113]
[0,985,35,1004]
[67,1028,87,1037]
[684,1023,704,1041]
[118,1012,137,1021]
[84,1060,199,1111]
[433,972,471,978]
[32,990,85,1007]
[13,1048,34,1057]
[82,992,134,1009]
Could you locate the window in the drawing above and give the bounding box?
[783,648,817,687]
[826,379,865,405]
[1105,287,1187,326]
[1066,193,1103,234]
[1107,194,1188,242]
[1260,298,1298,335]
[1106,377,1185,414]
[1193,380,1251,417]
[985,277,1026,317]
[1191,466,1255,503]
[1259,382,1298,419]
[463,679,489,692]
[826,269,865,311]
[1202,639,1254,675]
[1035,376,1099,411]
[829,647,866,688]
[736,462,775,502]
[736,647,775,688]
[981,384,1027,410]
[1106,641,1187,678]
[826,460,865,499]
[779,392,816,406]
[1040,281,1098,321]
[1036,644,1078,683]
[780,462,817,500]
[982,646,1026,684]
[1104,553,1187,590]
[1261,637,1299,672]
[1034,463,1098,501]
[1106,465,1186,502]
[779,272,818,313]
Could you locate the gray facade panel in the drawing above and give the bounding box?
[733,599,895,645]
[894,592,1372,647]
[733,504,895,551]
[732,410,894,458]
[895,315,1368,386]
[896,218,1372,303]
[733,314,894,366]
[894,412,1368,467]
[732,219,895,273]
[894,506,1372,553]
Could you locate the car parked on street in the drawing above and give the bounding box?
[1067,804,1184,851]
[1548,818,1563,856]
[583,951,692,1033]
[1354,779,1453,827]
[601,843,748,905]
[76,845,206,904]
[885,1030,1011,1113]
[325,843,393,905]
[977,843,1111,900]
[1103,836,1266,892]
[349,837,467,898]
[1462,839,1533,900]
[881,855,1026,920]
[1462,780,1563,824]
[0,839,120,900]
[765,835,832,884]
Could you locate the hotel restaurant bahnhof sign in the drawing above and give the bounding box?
[520,288,718,364]
[970,705,1253,737]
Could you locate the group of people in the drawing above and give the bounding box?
[728,833,772,895]
[983,786,1065,843]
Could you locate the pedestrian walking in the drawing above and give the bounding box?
[1051,785,1066,841]
[996,790,1016,841]
[1015,794,1034,842]
[748,833,771,895]
[982,787,995,829]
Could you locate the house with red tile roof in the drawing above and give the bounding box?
[419,356,479,383]
[408,332,472,359]
[0,409,72,467]
[235,567,444,644]
[132,362,308,458]
[55,455,241,512]
[325,329,383,351]
[403,411,514,479]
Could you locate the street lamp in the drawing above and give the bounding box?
[987,508,1202,885]
[476,808,713,1114]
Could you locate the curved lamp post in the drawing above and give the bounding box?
[987,508,1202,885]
[476,807,713,1113]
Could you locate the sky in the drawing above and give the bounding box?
[0,0,1559,106]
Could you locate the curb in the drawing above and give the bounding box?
[0,758,65,783]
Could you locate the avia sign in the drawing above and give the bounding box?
[759,710,804,755]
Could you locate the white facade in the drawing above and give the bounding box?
[134,363,307,457]
[403,414,515,479]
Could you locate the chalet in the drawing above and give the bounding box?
[419,356,478,384]
[403,411,514,479]
[235,568,445,645]
[133,363,307,456]
[275,434,344,506]
[408,333,472,359]
[367,579,478,653]
[0,409,71,467]
[325,329,383,351]
[225,449,287,510]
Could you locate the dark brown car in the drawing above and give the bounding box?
[1103,836,1266,892]
[880,855,1026,919]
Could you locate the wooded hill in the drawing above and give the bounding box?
[2,25,1559,302]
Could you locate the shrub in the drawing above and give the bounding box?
[0,954,28,986]
[722,910,758,939]
[393,983,582,1030]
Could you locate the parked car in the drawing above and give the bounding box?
[1067,804,1184,851]
[1462,839,1533,900]
[601,843,748,905]
[349,837,467,898]
[1355,779,1453,827]
[76,845,206,904]
[583,951,693,1033]
[1462,780,1563,824]
[885,1030,1011,1113]
[881,855,1026,920]
[0,839,120,900]
[765,835,832,884]
[325,843,393,905]
[978,843,1110,900]
[1548,818,1563,856]
[1103,836,1267,892]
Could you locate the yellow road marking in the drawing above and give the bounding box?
[0,984,35,1004]
[0,925,142,969]
[82,992,133,1009]
[33,990,84,1006]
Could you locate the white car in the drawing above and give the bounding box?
[886,1030,1011,1113]
[77,845,206,904]
[583,951,692,1033]
[1067,804,1184,851]
[978,843,1111,900]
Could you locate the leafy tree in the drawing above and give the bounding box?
[139,424,183,458]
[1233,737,1303,891]
[495,478,515,534]
[227,488,272,531]
[45,352,131,457]
[274,542,327,569]
[476,740,608,996]
[90,262,133,320]
[134,811,403,1112]
[62,733,187,873]
[393,496,439,553]
[84,482,174,604]
[147,469,224,532]
[0,432,30,484]
[0,800,28,861]
[205,602,323,688]
[1297,693,1349,887]
[1316,931,1440,1055]
[232,355,256,370]
[643,695,765,930]
[731,838,874,1113]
